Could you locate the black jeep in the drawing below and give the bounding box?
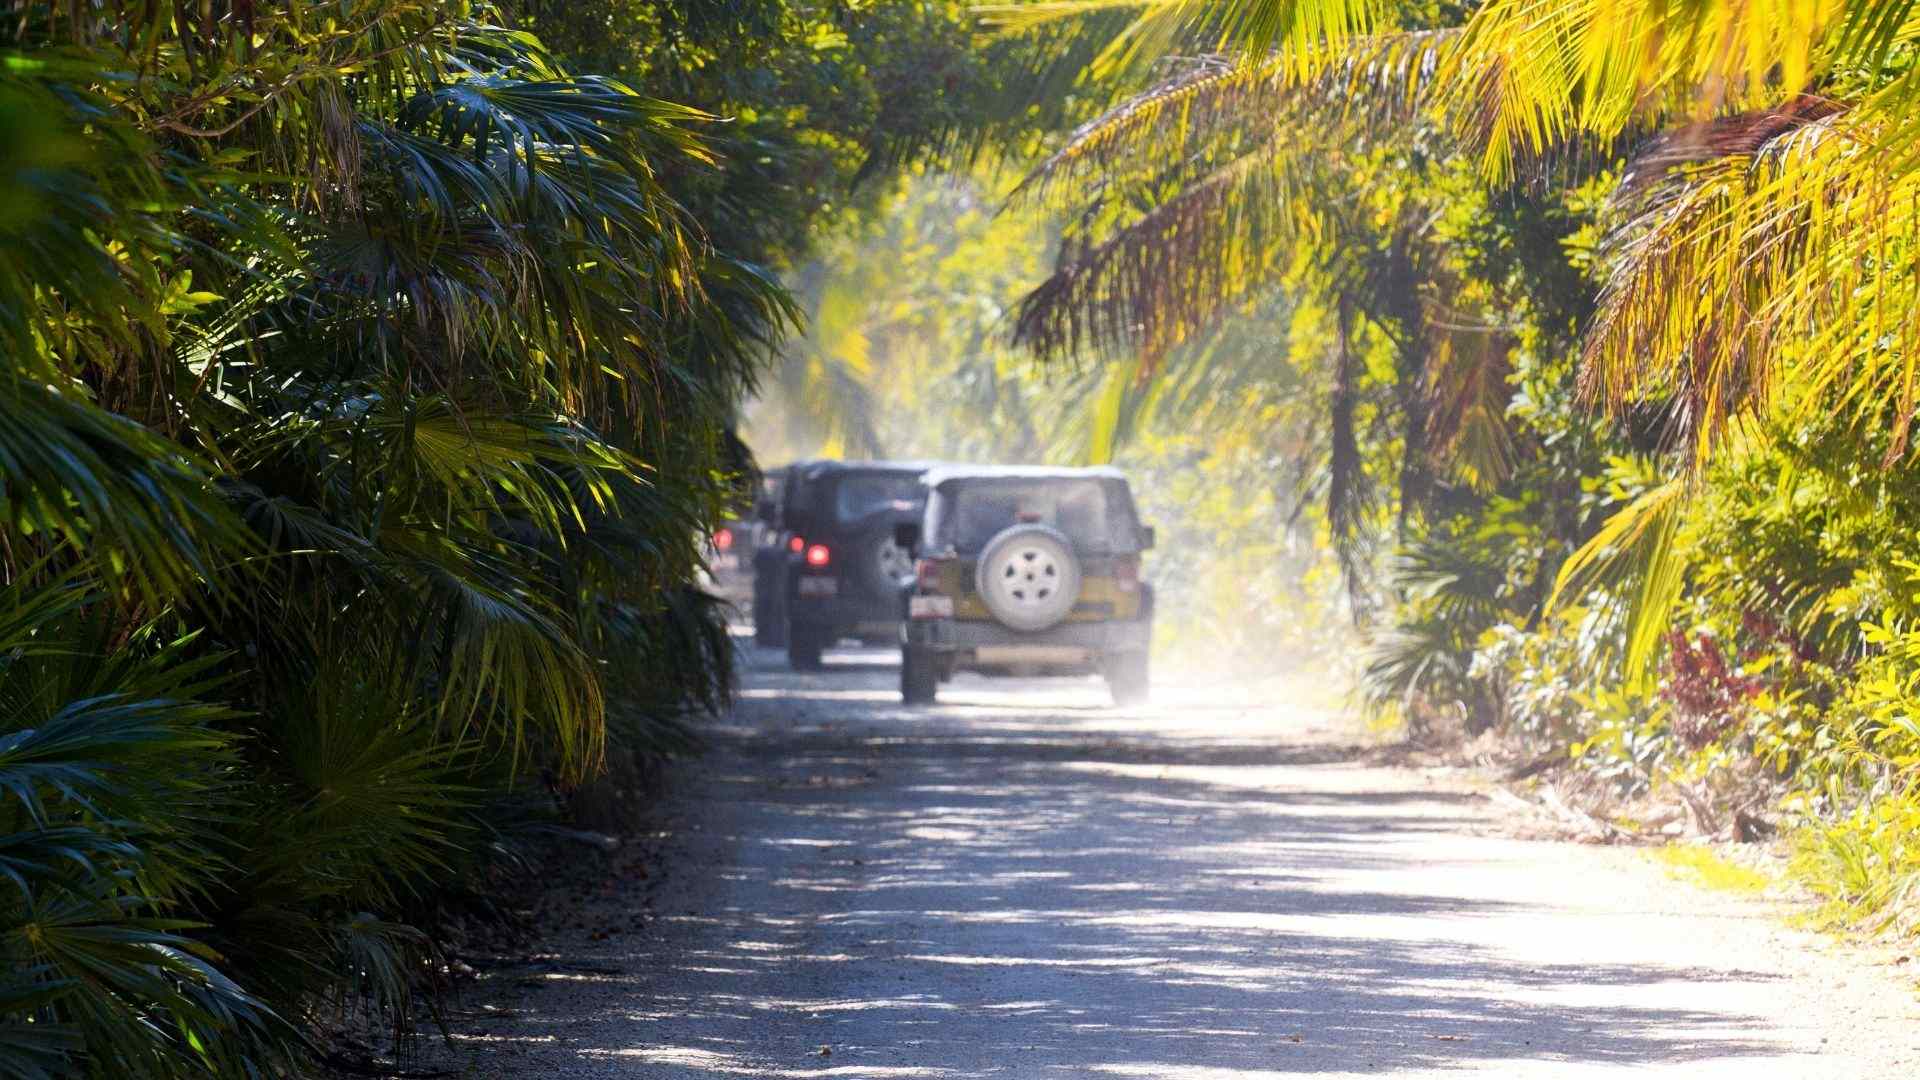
[759,460,933,670]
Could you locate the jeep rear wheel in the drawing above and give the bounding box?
[1105,650,1149,706]
[753,583,785,646]
[901,647,937,704]
[787,622,825,671]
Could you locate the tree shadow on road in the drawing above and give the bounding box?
[452,672,1810,1078]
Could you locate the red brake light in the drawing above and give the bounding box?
[713,528,734,551]
[805,543,831,567]
[1114,554,1140,592]
[788,535,805,553]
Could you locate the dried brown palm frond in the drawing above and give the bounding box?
[1012,145,1308,363]
[1577,108,1920,460]
[1620,95,1850,191]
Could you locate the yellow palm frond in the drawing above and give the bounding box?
[1580,90,1920,460]
[1437,0,1850,180]
[979,0,1385,80]
[1014,29,1455,204]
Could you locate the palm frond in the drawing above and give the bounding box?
[980,0,1384,81]
[1424,321,1517,491]
[1548,470,1692,690]
[1436,0,1850,180]
[1014,30,1454,204]
[0,376,252,603]
[1014,144,1306,362]
[1578,99,1920,459]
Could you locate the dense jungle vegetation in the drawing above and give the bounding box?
[10,0,1920,1075]
[755,0,1920,950]
[0,1,1022,1074]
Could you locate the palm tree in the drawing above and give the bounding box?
[990,0,1920,604]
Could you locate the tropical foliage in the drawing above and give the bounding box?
[0,0,1002,1074]
[958,0,1920,938]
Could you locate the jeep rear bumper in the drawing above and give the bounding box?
[904,617,1151,655]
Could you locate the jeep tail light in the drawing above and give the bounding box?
[713,527,734,551]
[805,543,831,567]
[1114,554,1140,592]
[915,557,946,590]
[788,535,805,553]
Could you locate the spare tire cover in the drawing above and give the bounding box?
[975,524,1082,631]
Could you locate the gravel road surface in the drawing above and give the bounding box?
[447,643,1920,1078]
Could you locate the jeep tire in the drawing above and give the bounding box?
[753,581,785,646]
[787,621,825,671]
[901,646,937,704]
[1105,649,1150,706]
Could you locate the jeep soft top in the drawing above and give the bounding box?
[919,465,1146,556]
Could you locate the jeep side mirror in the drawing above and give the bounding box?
[1138,525,1156,550]
[893,521,921,553]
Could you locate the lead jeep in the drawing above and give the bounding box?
[774,459,934,670]
[897,466,1154,706]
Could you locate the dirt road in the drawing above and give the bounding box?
[450,644,1919,1078]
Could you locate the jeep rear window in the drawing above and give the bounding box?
[835,474,923,522]
[942,479,1135,553]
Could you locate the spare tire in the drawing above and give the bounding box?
[858,527,916,600]
[975,523,1081,632]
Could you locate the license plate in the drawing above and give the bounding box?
[797,576,838,598]
[711,554,739,572]
[909,594,954,619]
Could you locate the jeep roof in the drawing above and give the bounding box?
[921,464,1128,489]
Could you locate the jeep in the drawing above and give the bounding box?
[765,460,933,670]
[897,466,1154,705]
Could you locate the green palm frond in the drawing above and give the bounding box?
[252,666,475,906]
[9,885,294,1078]
[1358,616,1467,710]
[0,380,253,608]
[0,581,296,1077]
[1548,468,1692,690]
[386,533,605,778]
